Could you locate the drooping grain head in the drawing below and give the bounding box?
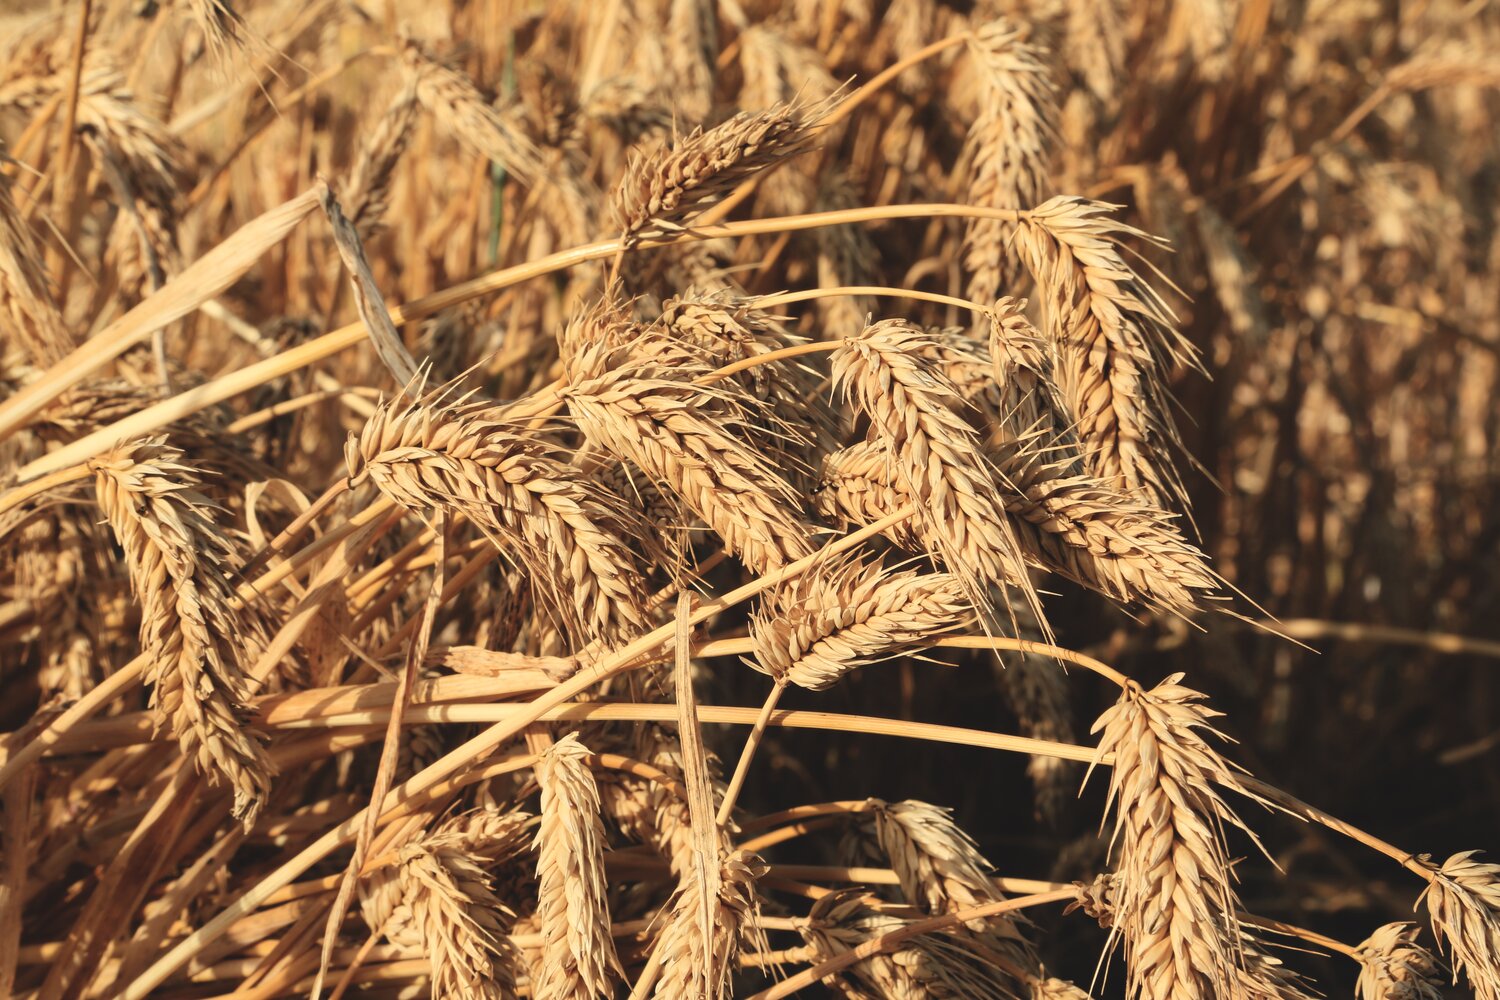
[831,318,1037,622]
[749,555,973,691]
[401,38,543,184]
[90,440,273,828]
[349,391,652,646]
[962,19,1057,303]
[398,839,520,999]
[650,850,768,1000]
[610,98,823,243]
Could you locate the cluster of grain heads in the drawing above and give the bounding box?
[533,734,621,1000]
[560,336,816,573]
[90,440,272,827]
[1354,924,1444,1000]
[830,318,1037,619]
[1089,674,1300,1000]
[749,555,972,690]
[1418,851,1500,1000]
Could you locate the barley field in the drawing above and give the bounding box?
[1,0,1498,997]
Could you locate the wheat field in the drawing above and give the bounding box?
[1,0,1498,997]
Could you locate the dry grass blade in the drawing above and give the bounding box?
[1354,923,1444,1000]
[318,183,421,388]
[90,440,272,826]
[1418,851,1500,1000]
[749,553,973,690]
[533,733,621,1000]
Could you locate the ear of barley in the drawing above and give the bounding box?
[868,798,1034,965]
[610,99,822,243]
[398,838,520,999]
[831,319,1036,620]
[532,734,620,1000]
[1090,674,1270,1000]
[1418,851,1500,1000]
[1354,923,1444,1000]
[349,391,651,646]
[749,555,973,691]
[90,441,272,827]
[650,850,769,1000]
[962,20,1057,304]
[1014,196,1197,509]
[561,338,816,573]
[402,39,542,185]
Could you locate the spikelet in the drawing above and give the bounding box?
[348,390,651,646]
[397,838,519,999]
[611,99,822,242]
[1354,923,1444,1000]
[1418,851,1500,1000]
[532,734,620,1000]
[868,798,1033,961]
[962,20,1057,303]
[649,850,768,1000]
[831,319,1034,616]
[1034,977,1094,999]
[90,441,272,827]
[749,555,973,690]
[561,337,816,573]
[1013,197,1197,509]
[1090,674,1268,1000]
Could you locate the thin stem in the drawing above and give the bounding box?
[750,285,986,314]
[716,682,787,826]
[0,657,144,793]
[0,462,92,518]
